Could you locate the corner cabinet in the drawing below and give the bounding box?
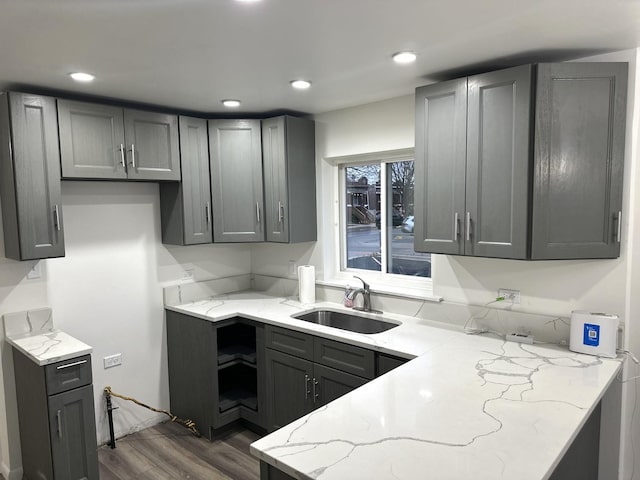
[0,92,65,260]
[209,119,265,243]
[166,310,266,439]
[414,62,627,260]
[12,351,98,480]
[57,99,181,181]
[160,116,212,245]
[262,116,316,243]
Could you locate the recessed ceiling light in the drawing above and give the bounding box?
[222,99,241,108]
[69,72,95,82]
[290,80,311,90]
[392,52,417,64]
[235,0,262,2]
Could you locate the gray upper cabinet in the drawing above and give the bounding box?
[531,63,627,259]
[123,109,180,181]
[415,62,627,260]
[209,119,264,243]
[58,99,180,181]
[0,92,65,260]
[160,116,212,245]
[262,116,316,243]
[415,65,532,259]
[466,65,533,258]
[414,77,467,255]
[58,100,127,179]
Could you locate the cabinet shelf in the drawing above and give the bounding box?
[218,345,256,367]
[219,388,258,413]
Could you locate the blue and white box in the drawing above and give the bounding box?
[569,311,619,358]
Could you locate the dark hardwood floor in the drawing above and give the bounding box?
[98,422,261,480]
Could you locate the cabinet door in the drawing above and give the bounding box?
[262,116,289,243]
[57,100,127,179]
[414,78,467,255]
[48,384,99,480]
[466,65,533,259]
[532,63,627,259]
[0,93,65,260]
[160,116,212,245]
[124,109,181,181]
[312,364,368,408]
[166,310,217,440]
[265,349,313,432]
[209,119,265,242]
[262,116,316,244]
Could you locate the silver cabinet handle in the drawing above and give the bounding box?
[304,374,311,399]
[465,212,471,241]
[313,378,319,403]
[205,202,211,229]
[56,359,87,370]
[56,410,63,439]
[119,143,126,168]
[616,211,622,243]
[256,202,261,224]
[278,201,284,223]
[129,144,136,169]
[454,212,459,239]
[53,205,61,231]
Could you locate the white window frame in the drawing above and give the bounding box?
[324,148,436,300]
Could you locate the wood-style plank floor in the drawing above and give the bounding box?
[98,422,261,480]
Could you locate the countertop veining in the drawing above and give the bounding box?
[166,290,622,480]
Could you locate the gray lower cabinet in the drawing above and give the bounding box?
[415,64,533,259]
[0,92,65,260]
[532,63,627,259]
[415,62,627,260]
[208,119,265,243]
[12,351,98,480]
[264,325,374,432]
[262,116,316,243]
[57,99,180,181]
[160,116,212,245]
[166,310,266,439]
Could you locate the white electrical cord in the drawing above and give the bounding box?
[463,298,506,337]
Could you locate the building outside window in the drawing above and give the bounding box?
[342,158,430,278]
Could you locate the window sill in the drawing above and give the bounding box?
[316,277,442,303]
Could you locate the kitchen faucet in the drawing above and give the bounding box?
[351,276,383,314]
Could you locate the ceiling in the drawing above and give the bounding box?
[1,0,639,115]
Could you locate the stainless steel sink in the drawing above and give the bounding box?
[291,309,399,334]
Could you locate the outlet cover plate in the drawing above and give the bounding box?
[104,354,122,369]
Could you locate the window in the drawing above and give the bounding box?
[341,156,431,278]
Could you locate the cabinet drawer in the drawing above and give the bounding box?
[313,338,374,379]
[265,325,314,360]
[46,355,92,395]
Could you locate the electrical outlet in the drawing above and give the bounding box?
[288,260,297,277]
[104,354,122,369]
[498,288,520,304]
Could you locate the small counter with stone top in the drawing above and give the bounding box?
[3,307,92,366]
[164,280,622,480]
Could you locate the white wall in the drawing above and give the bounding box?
[0,181,251,478]
[252,50,640,479]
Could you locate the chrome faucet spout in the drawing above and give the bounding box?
[352,276,382,314]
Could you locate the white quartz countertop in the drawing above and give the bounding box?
[6,330,93,366]
[3,307,93,366]
[166,291,621,480]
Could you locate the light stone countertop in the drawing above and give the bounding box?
[3,307,92,366]
[166,291,621,480]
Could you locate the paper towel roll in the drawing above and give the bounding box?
[298,265,316,304]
